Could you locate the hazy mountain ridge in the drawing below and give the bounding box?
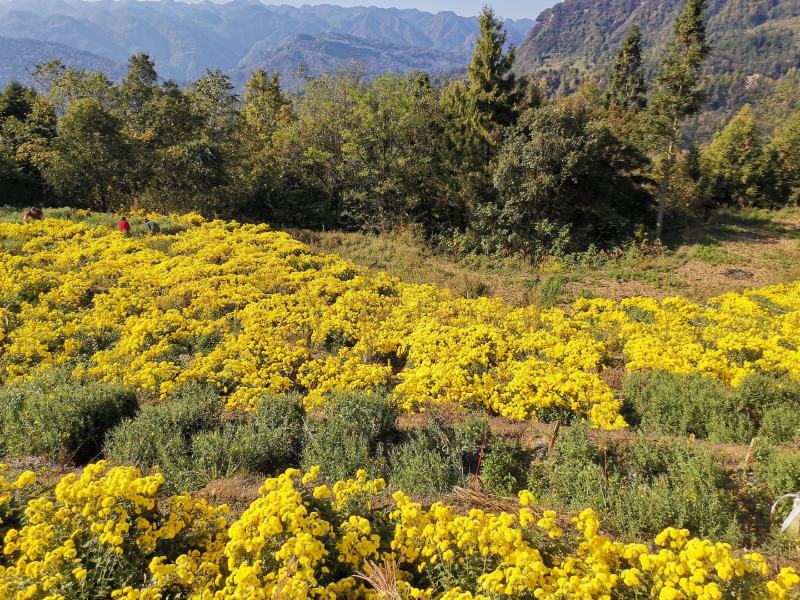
[232,32,466,89]
[0,35,125,87]
[0,0,534,83]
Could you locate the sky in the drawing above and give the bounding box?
[264,1,557,20]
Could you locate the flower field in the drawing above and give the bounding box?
[3,213,800,598]
[2,462,799,600]
[2,214,800,429]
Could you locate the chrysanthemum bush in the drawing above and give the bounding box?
[1,462,798,600]
[2,214,800,430]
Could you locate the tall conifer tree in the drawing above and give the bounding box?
[441,6,521,248]
[648,0,710,240]
[606,25,646,112]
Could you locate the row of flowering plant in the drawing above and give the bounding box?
[1,462,798,599]
[2,215,800,429]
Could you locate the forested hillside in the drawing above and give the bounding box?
[516,0,800,137]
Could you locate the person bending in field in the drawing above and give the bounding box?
[144,219,160,235]
[118,216,131,235]
[22,207,43,223]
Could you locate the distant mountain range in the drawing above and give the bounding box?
[231,32,466,89]
[0,0,534,86]
[3,0,793,137]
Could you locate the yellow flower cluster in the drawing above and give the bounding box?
[1,464,797,599]
[0,466,36,528]
[0,461,228,600]
[2,215,800,429]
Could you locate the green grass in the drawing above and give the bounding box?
[687,244,745,265]
[296,207,800,306]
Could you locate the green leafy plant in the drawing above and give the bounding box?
[390,419,463,496]
[481,438,530,496]
[302,390,400,482]
[192,394,306,481]
[0,369,136,463]
[622,370,753,442]
[105,382,221,491]
[530,425,743,543]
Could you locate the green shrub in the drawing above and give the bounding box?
[621,371,753,442]
[537,274,572,308]
[0,370,136,463]
[527,424,605,503]
[247,393,306,468]
[759,404,800,444]
[481,438,530,497]
[624,371,800,443]
[192,394,306,482]
[105,382,221,491]
[753,442,800,499]
[191,425,249,481]
[736,373,800,443]
[609,437,741,542]
[390,420,463,496]
[454,412,491,472]
[302,391,399,482]
[530,426,743,543]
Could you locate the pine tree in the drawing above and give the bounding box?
[605,25,646,112]
[769,107,800,203]
[466,6,519,146]
[647,0,710,240]
[700,105,774,207]
[119,53,158,123]
[190,70,239,139]
[0,81,35,123]
[441,6,521,250]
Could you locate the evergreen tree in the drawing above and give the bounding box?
[647,0,710,240]
[767,107,800,204]
[700,104,776,207]
[605,25,646,112]
[190,70,239,139]
[118,53,159,129]
[242,70,291,138]
[233,70,293,216]
[466,6,519,145]
[0,81,35,123]
[441,6,521,248]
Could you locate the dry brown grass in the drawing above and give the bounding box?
[196,476,264,514]
[356,558,405,600]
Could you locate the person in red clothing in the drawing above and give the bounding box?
[22,207,44,223]
[118,216,131,234]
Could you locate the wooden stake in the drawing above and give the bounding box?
[548,422,561,453]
